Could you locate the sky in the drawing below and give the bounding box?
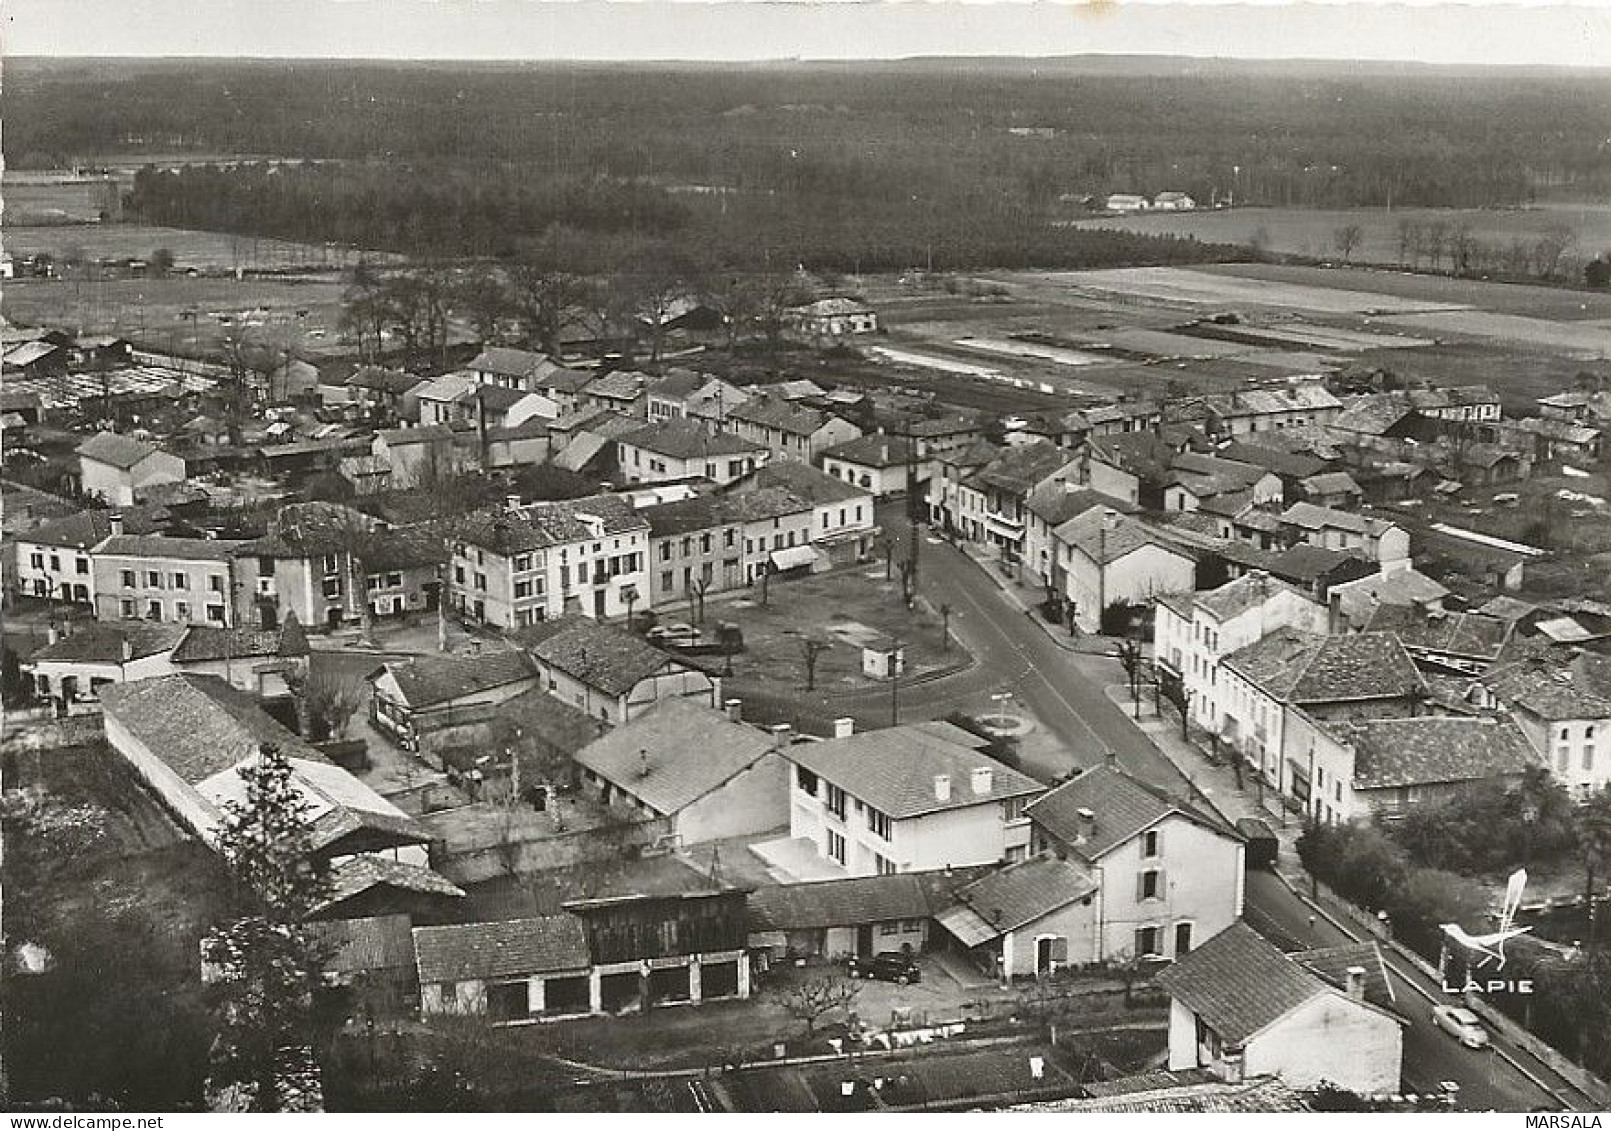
[4,0,1611,67]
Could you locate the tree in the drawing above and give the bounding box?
[688,577,711,625]
[798,635,832,691]
[1332,224,1364,263]
[1533,222,1578,280]
[203,745,330,1112]
[289,666,365,741]
[1586,256,1611,290]
[775,975,861,1036]
[149,247,177,277]
[453,267,509,347]
[1395,218,1420,268]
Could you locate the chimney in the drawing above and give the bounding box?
[1345,965,1367,1001]
[724,697,743,723]
[46,624,59,645]
[971,766,994,796]
[833,716,856,739]
[505,494,521,513]
[1075,806,1096,842]
[769,722,793,747]
[934,773,952,802]
[880,443,890,464]
[638,749,651,778]
[108,513,125,537]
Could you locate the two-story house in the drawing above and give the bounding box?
[1279,502,1410,571]
[787,297,880,344]
[726,459,876,565]
[926,440,1003,539]
[1157,922,1403,1095]
[643,487,815,608]
[727,394,862,461]
[580,370,647,417]
[781,721,1042,878]
[91,533,252,626]
[12,507,168,607]
[1054,508,1195,633]
[513,614,719,725]
[1219,628,1428,816]
[617,418,769,487]
[819,434,928,498]
[76,431,187,506]
[958,441,1083,570]
[1019,766,1244,966]
[643,369,749,426]
[1152,571,1330,735]
[1476,652,1611,799]
[465,346,570,393]
[450,494,649,628]
[1188,385,1343,439]
[1023,483,1137,597]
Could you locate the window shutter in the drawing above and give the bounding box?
[1052,936,1069,963]
[1134,927,1147,957]
[1157,869,1168,896]
[1153,828,1164,857]
[1136,871,1147,902]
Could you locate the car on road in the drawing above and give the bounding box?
[1432,1005,1490,1049]
[646,622,700,643]
[845,952,921,985]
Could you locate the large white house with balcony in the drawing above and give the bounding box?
[780,721,1042,878]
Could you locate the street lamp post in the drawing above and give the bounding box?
[990,690,1012,729]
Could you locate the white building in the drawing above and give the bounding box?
[781,721,1042,877]
[1280,502,1411,571]
[76,431,187,506]
[515,614,719,726]
[1053,508,1195,633]
[616,418,768,486]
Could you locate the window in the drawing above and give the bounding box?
[1585,745,1596,771]
[1175,922,1194,955]
[1558,746,1571,772]
[1135,926,1160,958]
[875,855,897,876]
[515,580,533,599]
[120,598,136,617]
[514,554,533,572]
[700,533,712,554]
[49,554,60,571]
[172,572,188,589]
[825,783,847,820]
[322,554,340,575]
[322,577,342,599]
[454,565,466,584]
[867,807,892,840]
[1142,830,1161,858]
[209,575,225,592]
[724,528,736,548]
[75,557,89,575]
[795,766,818,795]
[146,571,162,588]
[660,542,672,562]
[826,830,846,865]
[879,921,902,935]
[174,600,190,620]
[146,600,163,620]
[120,569,136,588]
[1138,869,1162,901]
[474,572,487,591]
[29,552,43,570]
[661,570,674,592]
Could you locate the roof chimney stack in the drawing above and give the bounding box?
[108,513,124,537]
[769,722,793,748]
[833,716,856,739]
[1075,806,1096,842]
[1345,965,1367,1001]
[934,773,952,802]
[724,698,743,723]
[971,766,994,796]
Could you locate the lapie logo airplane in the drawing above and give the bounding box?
[1441,869,1535,994]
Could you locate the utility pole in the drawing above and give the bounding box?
[889,637,901,727]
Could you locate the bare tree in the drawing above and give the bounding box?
[1533,222,1578,280]
[774,976,862,1036]
[688,578,711,625]
[1395,218,1420,268]
[1332,224,1364,264]
[289,666,365,741]
[453,267,510,347]
[799,635,832,691]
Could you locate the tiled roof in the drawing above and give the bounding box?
[937,439,1004,470]
[28,620,187,664]
[380,649,536,710]
[820,433,919,467]
[1366,606,1512,659]
[1017,1075,1308,1114]
[76,430,167,469]
[1026,484,1137,527]
[473,383,537,412]
[643,368,709,400]
[1293,941,1397,1009]
[1300,471,1362,496]
[1154,922,1331,1045]
[23,506,178,552]
[317,857,464,913]
[968,441,1076,497]
[748,873,939,932]
[345,365,421,395]
[1214,441,1329,480]
[1407,385,1500,410]
[735,458,868,505]
[172,618,310,662]
[95,533,249,561]
[793,297,874,317]
[468,346,552,378]
[1194,571,1306,621]
[644,487,810,537]
[782,723,1040,820]
[573,698,775,815]
[311,914,417,974]
[98,673,328,784]
[583,370,647,401]
[459,493,649,554]
[1513,416,1602,444]
[1480,657,1611,722]
[1055,509,1178,567]
[515,615,685,697]
[1328,394,1416,437]
[1281,501,1396,538]
[730,394,836,436]
[1223,629,1425,704]
[1025,764,1236,861]
[1199,385,1341,419]
[1337,716,1537,790]
[1,481,78,536]
[413,915,591,984]
[942,852,1097,935]
[620,418,765,460]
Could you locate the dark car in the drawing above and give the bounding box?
[845,951,921,985]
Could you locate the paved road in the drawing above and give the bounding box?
[838,535,1576,1111]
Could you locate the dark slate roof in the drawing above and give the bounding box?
[76,430,166,469]
[1025,765,1238,861]
[311,914,417,974]
[1215,441,1329,481]
[515,615,686,697]
[734,458,869,505]
[966,441,1075,497]
[619,418,765,459]
[643,368,709,400]
[473,383,536,412]
[1154,922,1332,1045]
[1366,606,1513,659]
[28,620,187,663]
[748,873,936,931]
[1336,716,1538,790]
[413,915,591,984]
[1025,484,1137,527]
[943,852,1098,934]
[98,673,328,783]
[1481,657,1611,721]
[95,533,249,561]
[644,487,810,537]
[21,506,169,549]
[782,723,1040,819]
[379,649,536,710]
[345,365,421,395]
[573,698,775,815]
[820,433,920,468]
[730,394,837,436]
[459,493,649,555]
[1222,629,1426,704]
[1018,1075,1309,1114]
[171,618,310,663]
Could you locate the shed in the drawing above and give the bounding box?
[861,637,906,679]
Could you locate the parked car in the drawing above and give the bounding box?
[646,622,700,643]
[845,952,921,985]
[1432,1005,1490,1049]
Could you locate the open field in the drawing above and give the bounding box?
[5,223,391,272]
[2,273,351,358]
[1074,203,1611,271]
[1206,262,1611,321]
